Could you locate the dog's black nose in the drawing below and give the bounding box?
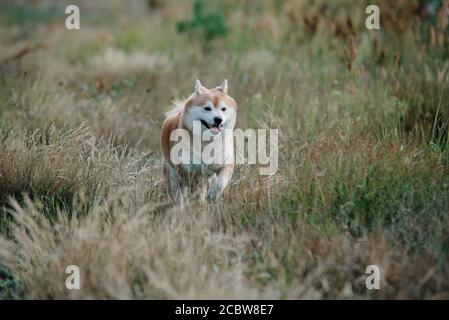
[213,117,222,125]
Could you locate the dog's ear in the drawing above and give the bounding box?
[217,79,228,94]
[194,79,203,95]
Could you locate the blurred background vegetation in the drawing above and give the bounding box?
[0,0,449,299]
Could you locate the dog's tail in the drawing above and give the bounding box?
[164,99,186,118]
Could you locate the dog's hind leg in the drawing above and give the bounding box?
[165,162,184,205]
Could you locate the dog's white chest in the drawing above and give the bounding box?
[180,140,233,175]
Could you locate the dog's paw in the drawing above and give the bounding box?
[207,182,223,202]
[206,189,219,202]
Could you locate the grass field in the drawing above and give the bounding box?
[0,0,449,299]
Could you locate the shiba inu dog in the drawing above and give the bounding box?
[160,79,237,204]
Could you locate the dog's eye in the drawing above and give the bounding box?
[204,106,212,111]
[221,107,226,111]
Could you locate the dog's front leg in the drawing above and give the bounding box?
[207,165,234,202]
[165,163,184,205]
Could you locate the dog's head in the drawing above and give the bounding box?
[183,79,237,135]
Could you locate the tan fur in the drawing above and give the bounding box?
[160,80,237,204]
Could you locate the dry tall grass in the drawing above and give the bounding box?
[0,0,449,299]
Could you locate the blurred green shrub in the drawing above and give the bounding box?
[0,265,24,300]
[114,27,144,53]
[176,0,227,41]
[0,2,61,26]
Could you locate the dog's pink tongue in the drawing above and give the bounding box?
[211,127,223,133]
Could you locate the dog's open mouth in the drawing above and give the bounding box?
[200,120,224,133]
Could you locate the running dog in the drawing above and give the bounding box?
[160,79,237,204]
